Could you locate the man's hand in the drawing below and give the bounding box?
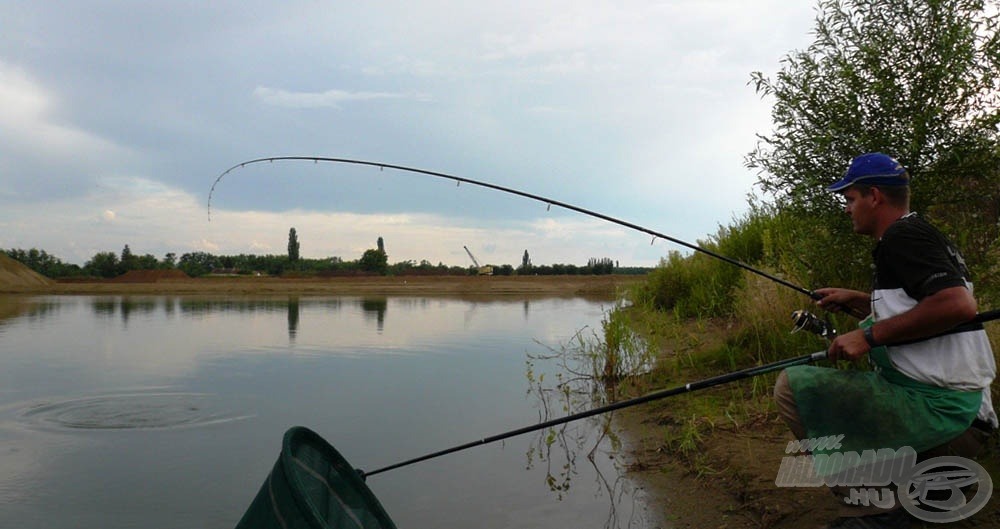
[827,329,870,361]
[814,287,871,316]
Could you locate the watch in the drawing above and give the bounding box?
[863,326,879,347]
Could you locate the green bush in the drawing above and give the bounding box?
[631,210,772,318]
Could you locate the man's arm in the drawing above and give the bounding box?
[828,285,977,361]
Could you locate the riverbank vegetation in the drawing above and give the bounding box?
[2,244,648,280]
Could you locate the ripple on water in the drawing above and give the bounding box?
[20,392,251,430]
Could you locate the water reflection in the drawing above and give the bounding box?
[0,297,62,329]
[120,297,157,326]
[288,296,300,341]
[79,296,353,336]
[360,297,387,332]
[524,325,648,529]
[92,298,116,317]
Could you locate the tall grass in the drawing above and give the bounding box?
[727,272,837,365]
[630,210,770,318]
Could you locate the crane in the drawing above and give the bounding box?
[463,246,493,276]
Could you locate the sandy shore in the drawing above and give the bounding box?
[1,274,643,300]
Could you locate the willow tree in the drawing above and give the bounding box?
[746,0,1000,290]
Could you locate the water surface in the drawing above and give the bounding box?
[0,295,651,528]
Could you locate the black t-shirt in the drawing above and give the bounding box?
[872,212,970,303]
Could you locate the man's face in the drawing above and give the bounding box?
[842,187,876,235]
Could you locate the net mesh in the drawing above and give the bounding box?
[235,426,397,529]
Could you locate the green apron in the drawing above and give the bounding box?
[785,318,981,458]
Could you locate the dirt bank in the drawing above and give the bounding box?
[0,273,643,300]
[622,406,999,529]
[617,318,1000,529]
[0,253,52,289]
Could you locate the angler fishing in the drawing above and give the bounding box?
[209,156,1000,335]
[216,155,1000,529]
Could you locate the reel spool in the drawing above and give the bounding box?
[791,310,837,340]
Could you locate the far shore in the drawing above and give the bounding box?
[0,274,644,300]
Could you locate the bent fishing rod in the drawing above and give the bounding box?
[359,349,828,479]
[209,156,860,315]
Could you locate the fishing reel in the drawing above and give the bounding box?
[791,310,837,340]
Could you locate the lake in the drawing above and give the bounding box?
[0,294,654,529]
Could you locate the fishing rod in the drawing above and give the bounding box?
[359,349,828,479]
[208,156,861,315]
[360,301,1000,478]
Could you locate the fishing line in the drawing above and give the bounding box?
[208,156,839,309]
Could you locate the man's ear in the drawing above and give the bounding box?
[869,186,885,205]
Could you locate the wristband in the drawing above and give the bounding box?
[863,326,879,348]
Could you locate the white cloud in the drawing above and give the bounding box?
[196,239,220,253]
[249,240,272,252]
[253,86,430,109]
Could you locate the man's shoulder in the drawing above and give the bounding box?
[883,212,944,242]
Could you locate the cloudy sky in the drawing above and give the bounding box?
[0,1,818,268]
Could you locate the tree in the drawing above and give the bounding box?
[136,253,159,270]
[359,248,388,274]
[519,250,532,273]
[749,0,1000,209]
[746,0,1000,286]
[587,257,615,275]
[177,252,219,277]
[85,251,120,278]
[119,244,138,274]
[4,247,81,278]
[287,228,300,262]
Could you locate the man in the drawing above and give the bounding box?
[773,152,997,529]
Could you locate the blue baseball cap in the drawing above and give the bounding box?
[827,152,908,192]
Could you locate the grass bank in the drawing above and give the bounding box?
[608,273,1000,528]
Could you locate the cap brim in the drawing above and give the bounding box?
[826,178,853,192]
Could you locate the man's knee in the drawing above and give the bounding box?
[774,370,807,439]
[774,369,793,404]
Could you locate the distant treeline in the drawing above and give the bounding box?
[2,247,650,279]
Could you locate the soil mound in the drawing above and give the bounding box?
[0,253,53,289]
[112,269,191,283]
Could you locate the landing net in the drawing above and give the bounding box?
[235,426,397,529]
